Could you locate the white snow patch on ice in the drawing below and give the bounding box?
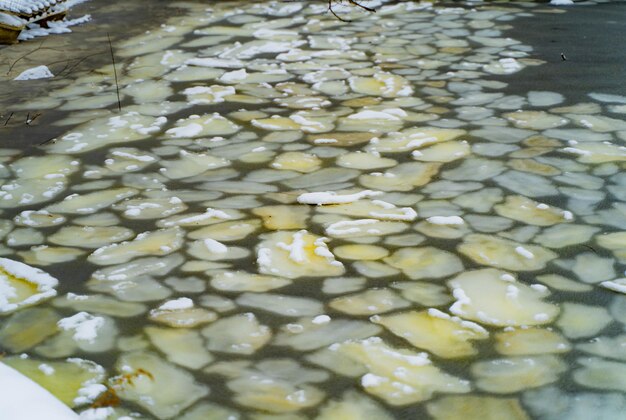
[158,297,194,311]
[297,190,382,205]
[57,312,105,343]
[13,65,54,81]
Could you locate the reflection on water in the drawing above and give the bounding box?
[1,1,626,418]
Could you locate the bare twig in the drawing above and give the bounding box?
[6,40,45,75]
[3,112,13,126]
[26,112,41,125]
[39,135,56,146]
[328,0,350,22]
[56,51,106,77]
[327,0,376,22]
[348,0,376,13]
[107,32,122,113]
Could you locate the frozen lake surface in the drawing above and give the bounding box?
[1,0,626,418]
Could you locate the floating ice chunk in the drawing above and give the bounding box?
[203,238,228,254]
[0,308,59,352]
[427,216,464,225]
[329,288,410,316]
[495,328,571,356]
[556,303,612,339]
[158,298,193,311]
[46,188,137,215]
[528,91,565,107]
[334,244,389,261]
[315,199,417,222]
[0,258,58,314]
[183,85,235,105]
[297,190,382,205]
[317,390,393,420]
[88,227,184,265]
[524,386,626,420]
[1,357,102,416]
[202,313,271,355]
[567,114,626,132]
[504,110,568,130]
[13,65,54,81]
[448,268,559,326]
[370,128,466,154]
[601,278,626,295]
[48,113,167,154]
[589,92,626,104]
[427,395,531,420]
[360,162,441,192]
[124,80,173,104]
[495,195,573,226]
[349,72,413,97]
[325,218,407,238]
[115,197,187,220]
[253,205,309,230]
[484,58,523,75]
[348,109,405,121]
[275,316,380,352]
[373,310,488,358]
[159,207,237,228]
[207,358,326,413]
[53,293,146,318]
[145,327,213,369]
[149,298,216,328]
[561,143,626,163]
[257,230,344,279]
[219,68,247,83]
[237,292,323,317]
[211,271,291,292]
[165,113,239,138]
[272,151,321,173]
[113,352,208,418]
[335,337,470,405]
[49,226,134,249]
[384,247,463,280]
[189,219,260,242]
[459,234,556,271]
[574,358,626,392]
[185,57,244,68]
[472,355,566,393]
[91,254,183,282]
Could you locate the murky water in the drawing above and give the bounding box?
[1,1,626,419]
